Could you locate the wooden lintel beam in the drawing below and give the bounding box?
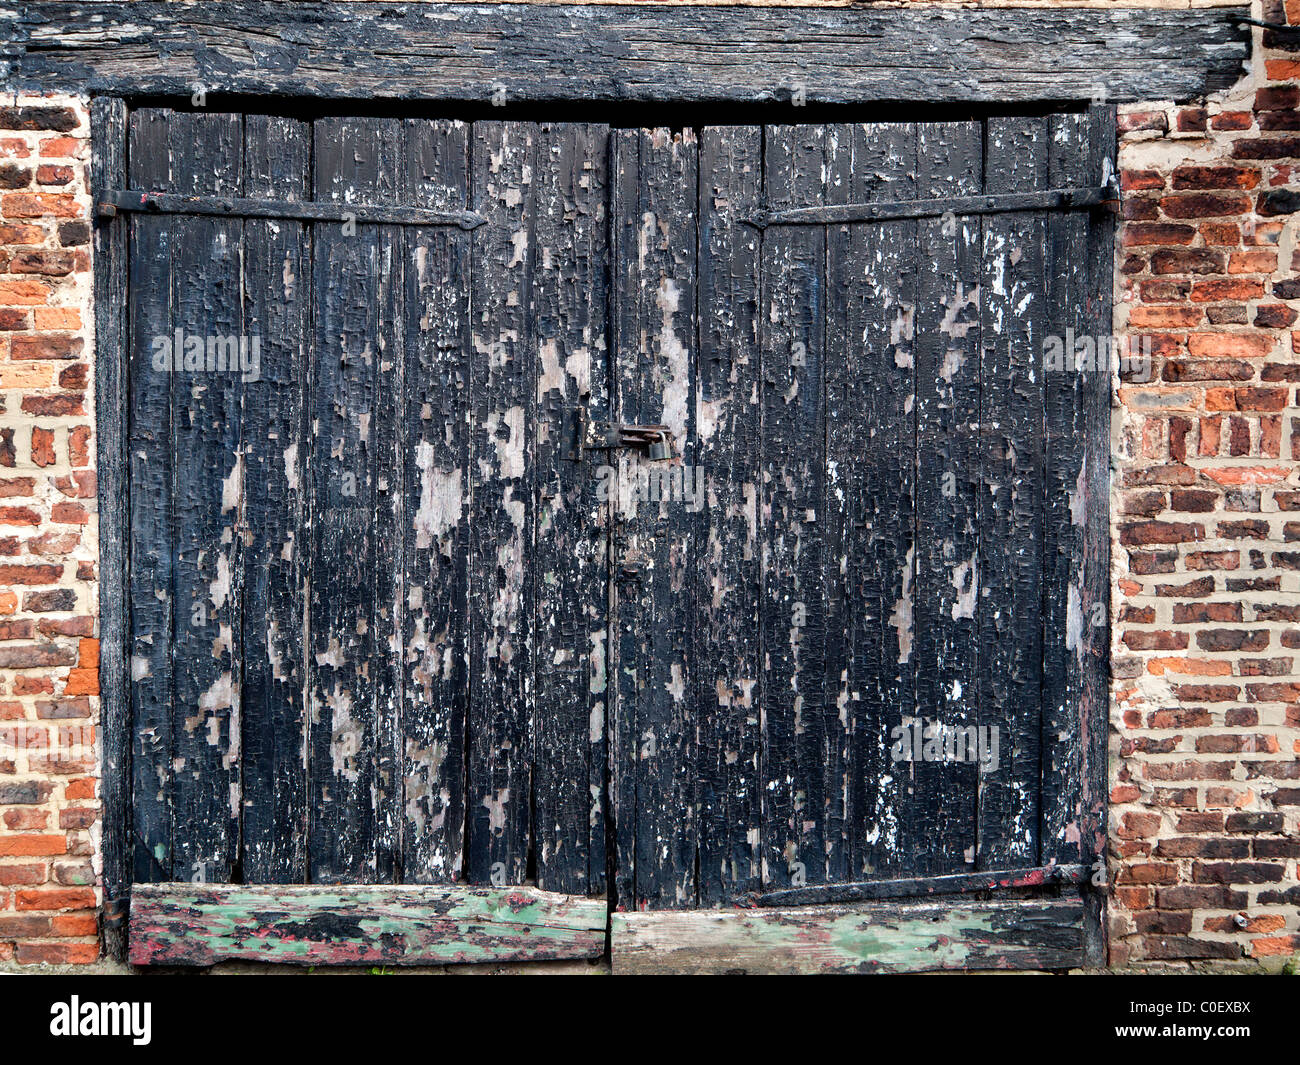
[2,3,1249,105]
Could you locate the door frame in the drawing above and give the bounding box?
[79,1,1250,967]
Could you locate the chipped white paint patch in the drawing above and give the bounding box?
[209,554,232,613]
[326,683,361,782]
[656,277,689,444]
[492,405,526,480]
[221,450,244,515]
[565,345,592,398]
[283,443,300,493]
[588,629,607,695]
[950,554,978,620]
[666,662,686,703]
[888,545,915,664]
[482,788,511,835]
[939,282,980,342]
[413,441,463,549]
[538,337,565,399]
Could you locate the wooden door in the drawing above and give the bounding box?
[119,107,1108,920]
[124,110,612,894]
[604,116,1110,910]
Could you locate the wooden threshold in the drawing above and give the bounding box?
[611,900,1084,975]
[128,883,607,967]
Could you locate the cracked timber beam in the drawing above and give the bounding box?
[611,900,1084,975]
[128,883,608,967]
[3,2,1249,104]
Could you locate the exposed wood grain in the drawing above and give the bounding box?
[611,899,1084,974]
[694,125,762,904]
[6,3,1249,104]
[92,94,130,956]
[907,121,983,877]
[239,114,311,883]
[125,107,175,886]
[1081,104,1116,968]
[841,122,919,881]
[610,128,700,909]
[761,124,830,891]
[467,121,536,886]
[399,118,472,884]
[306,116,401,881]
[977,115,1049,868]
[129,883,607,966]
[532,123,610,896]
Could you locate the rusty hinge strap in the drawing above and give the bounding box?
[102,893,129,932]
[754,863,1087,907]
[744,186,1116,229]
[96,190,486,230]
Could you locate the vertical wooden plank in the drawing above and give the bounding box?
[370,121,406,884]
[400,118,472,884]
[532,122,610,896]
[93,95,130,950]
[821,124,852,884]
[908,120,983,877]
[239,114,310,884]
[610,128,699,908]
[608,128,639,910]
[976,115,1049,867]
[467,120,536,886]
[1042,111,1096,878]
[307,117,401,882]
[828,122,919,881]
[167,112,245,884]
[695,125,763,904]
[1081,104,1116,967]
[760,125,829,891]
[126,108,175,885]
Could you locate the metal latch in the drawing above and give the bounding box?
[572,408,676,462]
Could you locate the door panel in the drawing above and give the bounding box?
[609,128,701,909]
[122,107,1104,912]
[694,125,763,904]
[125,112,614,891]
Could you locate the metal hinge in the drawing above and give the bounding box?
[96,189,486,230]
[754,863,1088,907]
[743,185,1119,229]
[102,893,129,932]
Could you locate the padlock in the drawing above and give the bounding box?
[647,430,674,462]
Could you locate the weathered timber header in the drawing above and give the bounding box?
[2,2,1250,104]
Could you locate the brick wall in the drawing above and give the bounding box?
[2,7,1298,970]
[1110,10,1300,967]
[0,94,98,966]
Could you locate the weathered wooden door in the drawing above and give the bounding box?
[604,116,1110,911]
[124,110,612,894]
[119,108,1108,920]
